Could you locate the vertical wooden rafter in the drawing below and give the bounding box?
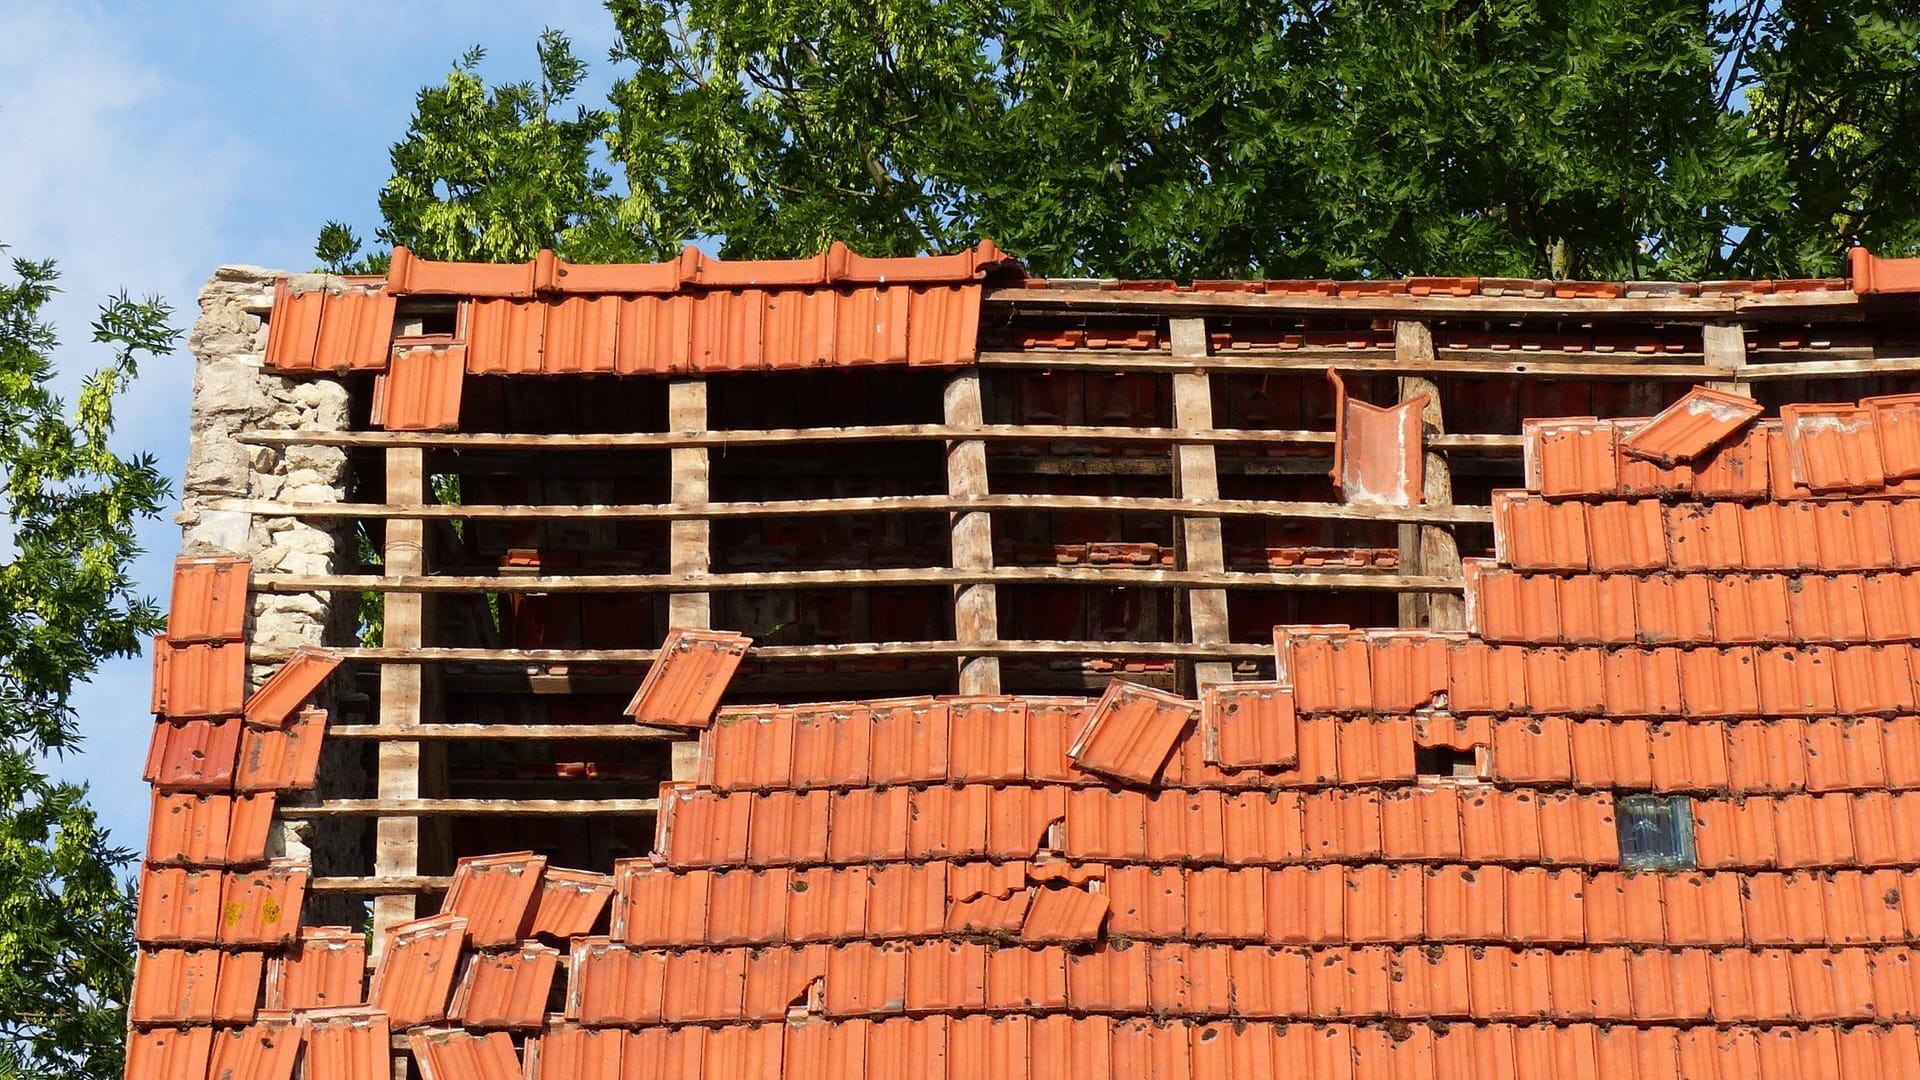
[372,447,425,954]
[1170,319,1232,691]
[666,378,711,781]
[1395,321,1465,630]
[667,379,712,630]
[945,371,1000,695]
[1703,323,1751,397]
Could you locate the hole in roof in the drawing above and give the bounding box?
[1414,744,1480,780]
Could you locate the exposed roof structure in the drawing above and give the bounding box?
[126,243,1920,1078]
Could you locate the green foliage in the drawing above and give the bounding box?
[329,2,1920,279]
[0,251,174,1080]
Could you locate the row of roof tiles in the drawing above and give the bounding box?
[650,786,1920,870]
[1490,496,1920,573]
[143,711,327,795]
[1523,399,1920,503]
[559,939,1920,1026]
[612,863,1920,950]
[702,695,1920,794]
[1473,568,1920,647]
[130,1015,1920,1080]
[1280,632,1920,718]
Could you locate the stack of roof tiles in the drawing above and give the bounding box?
[129,556,343,1080]
[128,389,1920,1077]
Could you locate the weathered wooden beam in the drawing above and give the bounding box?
[983,285,1861,319]
[280,798,661,817]
[1703,324,1751,397]
[282,639,1279,666]
[329,724,685,741]
[1395,322,1466,631]
[1169,320,1232,691]
[945,370,1000,694]
[205,491,1497,526]
[253,565,1466,595]
[980,350,1732,379]
[234,424,1522,452]
[311,875,452,895]
[667,379,711,630]
[372,448,426,951]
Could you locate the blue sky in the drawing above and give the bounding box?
[0,1,615,853]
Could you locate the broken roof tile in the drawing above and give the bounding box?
[1620,386,1764,467]
[623,628,753,730]
[1066,680,1197,784]
[242,646,340,730]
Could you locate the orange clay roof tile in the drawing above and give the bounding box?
[241,646,340,730]
[266,926,365,1011]
[262,279,395,372]
[1619,386,1764,467]
[152,639,246,719]
[370,913,468,1027]
[300,1007,391,1080]
[372,342,466,431]
[623,628,752,730]
[408,1028,524,1080]
[1197,681,1297,770]
[449,942,560,1030]
[233,706,327,792]
[442,852,546,949]
[206,1016,302,1080]
[1065,680,1197,784]
[165,555,249,644]
[526,867,613,940]
[218,861,308,947]
[123,1026,214,1080]
[1327,368,1426,507]
[135,866,224,946]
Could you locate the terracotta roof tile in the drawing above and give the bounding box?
[1066,680,1197,784]
[234,707,327,792]
[1493,493,1590,571]
[1620,386,1764,467]
[408,1028,524,1080]
[442,851,546,949]
[218,861,307,947]
[1691,422,1772,500]
[1327,370,1425,507]
[527,867,613,939]
[242,645,341,730]
[1524,418,1617,499]
[370,913,468,1027]
[263,279,395,372]
[166,555,249,644]
[206,1017,302,1080]
[1782,403,1886,492]
[791,703,873,789]
[300,1007,391,1080]
[1866,393,1920,479]
[145,791,274,867]
[129,947,220,1026]
[1587,500,1668,573]
[623,628,752,730]
[1197,682,1297,770]
[135,867,224,945]
[123,1026,213,1080]
[152,639,246,719]
[373,343,466,431]
[948,697,1029,783]
[267,926,365,1011]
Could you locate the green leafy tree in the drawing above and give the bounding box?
[0,251,174,1080]
[325,2,1920,279]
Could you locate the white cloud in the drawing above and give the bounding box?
[0,2,251,850]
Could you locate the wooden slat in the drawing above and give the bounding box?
[981,349,1729,379]
[282,639,1278,666]
[206,492,1495,526]
[984,285,1860,319]
[232,424,1521,452]
[1738,352,1920,380]
[279,798,661,817]
[330,724,683,740]
[1704,323,1750,396]
[311,875,452,895]
[253,565,1466,594]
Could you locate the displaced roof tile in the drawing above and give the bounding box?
[443,852,546,949]
[1327,370,1425,507]
[370,913,468,1027]
[623,628,752,729]
[243,646,340,730]
[1621,386,1764,466]
[1067,680,1197,784]
[234,707,327,792]
[374,343,466,431]
[1781,403,1885,492]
